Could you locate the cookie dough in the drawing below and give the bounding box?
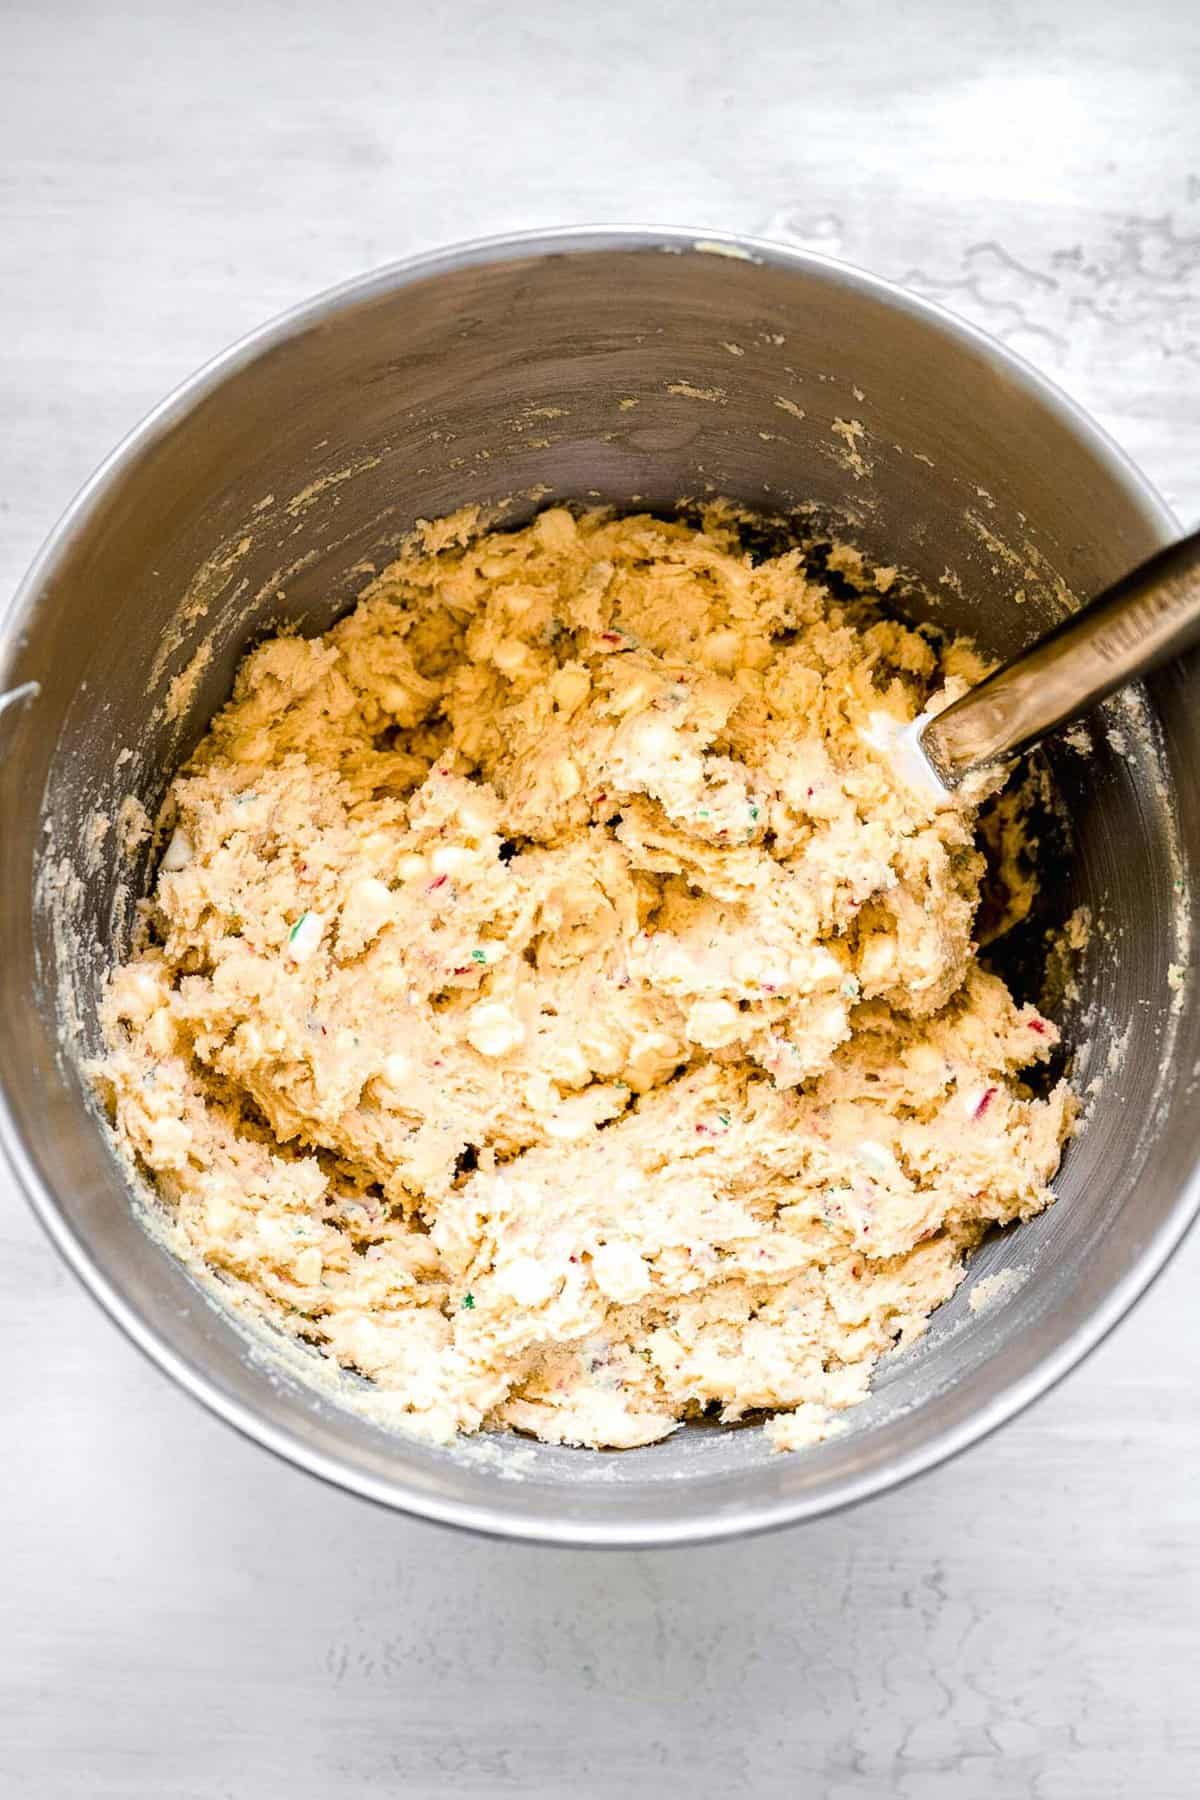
[99,506,1073,1451]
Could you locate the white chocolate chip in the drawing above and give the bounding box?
[700,628,740,672]
[553,1044,591,1087]
[294,1246,323,1285]
[285,910,325,962]
[856,1139,898,1178]
[545,1095,604,1139]
[378,679,416,717]
[591,1241,651,1303]
[204,1194,235,1236]
[534,507,577,551]
[465,1001,525,1058]
[623,1029,681,1091]
[145,1116,191,1166]
[858,931,899,987]
[456,794,496,838]
[353,875,391,912]
[145,1009,175,1057]
[734,946,770,985]
[522,1072,557,1112]
[685,998,742,1048]
[605,675,652,716]
[346,876,392,942]
[495,1254,558,1306]
[806,946,845,986]
[492,637,528,677]
[550,665,591,713]
[553,758,582,800]
[627,717,675,762]
[161,828,193,872]
[236,1021,265,1060]
[430,844,473,877]
[115,964,167,1023]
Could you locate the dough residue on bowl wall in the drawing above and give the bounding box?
[94,504,1076,1453]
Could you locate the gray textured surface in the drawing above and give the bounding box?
[2,2,1199,1795]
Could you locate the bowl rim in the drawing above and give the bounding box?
[2,223,1195,1548]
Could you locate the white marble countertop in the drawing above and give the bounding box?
[3,3,1199,1795]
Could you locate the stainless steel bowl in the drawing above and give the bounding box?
[1,228,1196,1546]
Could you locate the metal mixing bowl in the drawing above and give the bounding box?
[1,229,1196,1546]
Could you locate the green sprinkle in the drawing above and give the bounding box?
[461,1293,475,1311]
[698,808,710,820]
[749,804,759,821]
[718,1111,731,1127]
[471,948,487,964]
[842,976,861,998]
[288,911,310,943]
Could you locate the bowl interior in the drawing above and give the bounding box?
[1,236,1195,1543]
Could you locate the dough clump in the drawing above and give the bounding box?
[100,507,1073,1451]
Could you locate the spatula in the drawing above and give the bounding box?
[883,529,1200,802]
